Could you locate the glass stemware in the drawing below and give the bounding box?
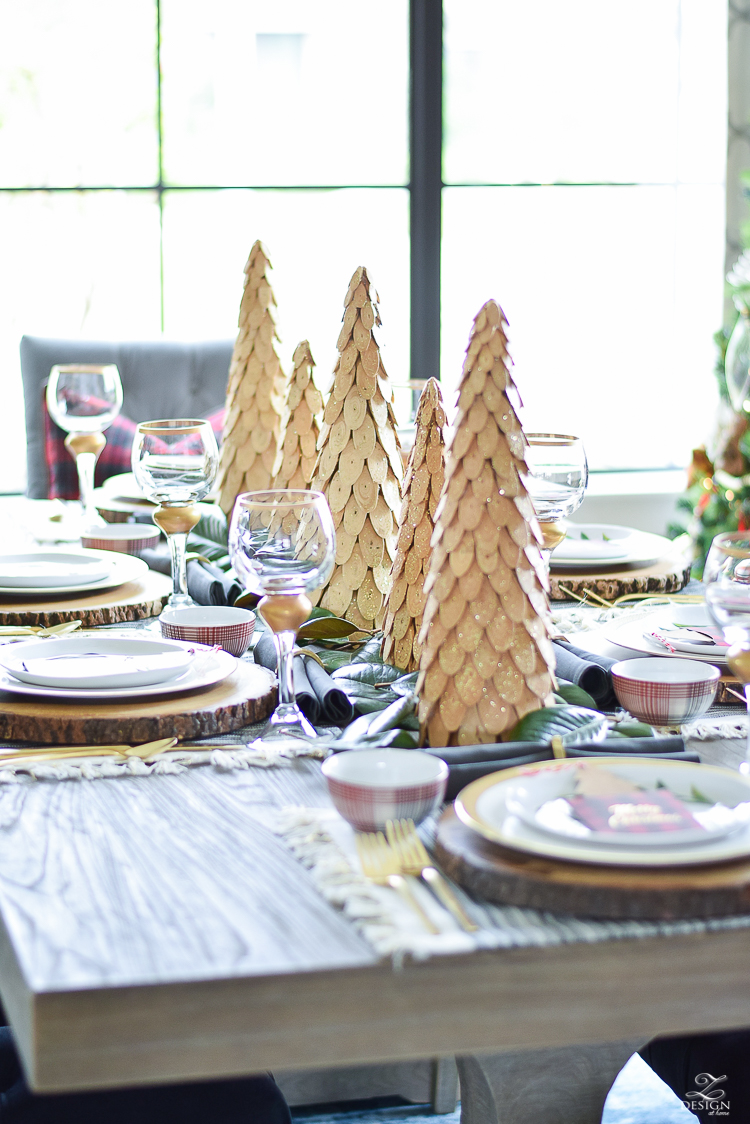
[523,433,588,566]
[704,531,750,772]
[229,489,336,749]
[46,364,123,529]
[132,419,219,608]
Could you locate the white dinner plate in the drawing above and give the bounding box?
[0,646,241,701]
[502,766,744,848]
[0,637,196,689]
[455,758,750,867]
[0,552,112,589]
[551,524,675,570]
[0,550,147,597]
[604,613,728,664]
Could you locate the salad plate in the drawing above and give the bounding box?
[0,550,147,597]
[0,637,196,689]
[551,524,674,570]
[0,552,112,589]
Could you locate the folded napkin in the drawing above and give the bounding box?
[426,736,694,800]
[552,640,619,708]
[141,546,242,607]
[253,632,353,726]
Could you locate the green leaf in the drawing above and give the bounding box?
[365,692,418,737]
[611,720,655,739]
[186,535,231,566]
[192,506,228,547]
[392,672,419,696]
[554,683,599,710]
[509,705,608,745]
[331,662,402,686]
[297,616,363,641]
[690,784,713,805]
[234,590,259,610]
[309,649,357,671]
[308,607,336,620]
[351,637,385,664]
[375,729,419,749]
[340,682,398,701]
[580,531,589,540]
[354,696,397,715]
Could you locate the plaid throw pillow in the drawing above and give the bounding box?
[43,398,225,500]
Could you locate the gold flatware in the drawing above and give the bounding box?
[0,738,177,767]
[386,818,478,933]
[355,831,440,935]
[0,621,82,639]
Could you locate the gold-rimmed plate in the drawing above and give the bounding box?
[454,758,750,867]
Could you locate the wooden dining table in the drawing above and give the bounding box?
[0,499,749,1123]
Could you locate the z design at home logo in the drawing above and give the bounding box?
[684,1073,730,1117]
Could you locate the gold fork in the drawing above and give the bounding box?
[386,819,478,933]
[355,831,440,935]
[0,738,177,767]
[0,621,83,639]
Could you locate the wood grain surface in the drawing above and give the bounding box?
[0,660,276,744]
[0,570,171,627]
[434,807,750,920]
[0,748,748,1093]
[549,556,692,602]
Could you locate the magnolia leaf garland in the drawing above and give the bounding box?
[273,340,323,490]
[416,299,556,748]
[381,378,446,671]
[217,241,287,513]
[310,267,403,631]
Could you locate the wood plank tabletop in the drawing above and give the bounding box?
[0,746,748,1093]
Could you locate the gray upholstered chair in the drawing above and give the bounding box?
[20,336,234,499]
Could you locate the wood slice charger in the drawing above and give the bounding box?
[0,570,173,629]
[0,660,277,745]
[549,556,692,603]
[435,807,750,921]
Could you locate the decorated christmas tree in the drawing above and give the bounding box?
[273,340,322,490]
[416,300,556,748]
[310,267,403,630]
[382,378,446,671]
[216,241,287,513]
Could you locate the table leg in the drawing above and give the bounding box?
[456,1039,645,1124]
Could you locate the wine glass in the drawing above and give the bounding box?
[46,364,123,529]
[132,419,219,608]
[229,490,336,749]
[523,434,588,566]
[704,531,750,772]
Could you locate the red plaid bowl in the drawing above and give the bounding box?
[80,525,160,555]
[160,606,255,657]
[322,749,448,832]
[611,657,720,725]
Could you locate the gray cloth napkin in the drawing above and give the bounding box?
[552,640,619,707]
[140,546,242,606]
[253,631,353,725]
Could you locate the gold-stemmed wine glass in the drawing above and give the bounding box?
[132,419,219,608]
[523,433,588,566]
[229,490,336,749]
[46,364,123,529]
[704,531,750,772]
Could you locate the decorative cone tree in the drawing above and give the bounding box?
[310,267,403,630]
[216,241,287,513]
[416,300,556,748]
[273,340,322,490]
[382,378,446,671]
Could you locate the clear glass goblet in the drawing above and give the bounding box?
[46,364,123,529]
[704,531,750,772]
[132,419,219,608]
[523,433,589,566]
[229,489,336,749]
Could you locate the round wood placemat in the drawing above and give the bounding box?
[434,807,750,920]
[0,570,172,627]
[0,660,277,745]
[549,555,692,602]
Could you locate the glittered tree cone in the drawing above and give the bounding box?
[217,241,288,513]
[382,378,446,671]
[310,266,403,630]
[416,300,556,748]
[273,340,322,490]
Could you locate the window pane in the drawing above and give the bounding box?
[0,191,162,493]
[441,186,724,471]
[161,0,408,187]
[0,0,158,187]
[444,0,726,185]
[161,188,409,413]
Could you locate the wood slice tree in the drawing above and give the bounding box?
[217,241,287,513]
[272,341,322,490]
[310,267,403,630]
[382,378,446,671]
[416,300,556,748]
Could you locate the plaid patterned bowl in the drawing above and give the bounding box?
[322,749,448,832]
[611,657,721,725]
[160,607,255,657]
[80,525,161,555]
